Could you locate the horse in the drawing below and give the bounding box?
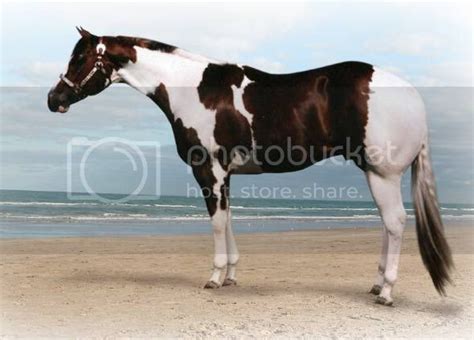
[47,27,453,306]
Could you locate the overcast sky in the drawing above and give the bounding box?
[0,1,473,203]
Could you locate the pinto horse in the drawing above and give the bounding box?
[48,28,453,306]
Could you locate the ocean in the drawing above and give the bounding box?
[0,190,472,238]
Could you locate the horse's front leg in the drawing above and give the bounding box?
[223,205,239,286]
[193,161,231,289]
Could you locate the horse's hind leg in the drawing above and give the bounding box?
[369,221,388,296]
[366,170,407,306]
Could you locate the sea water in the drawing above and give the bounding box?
[0,190,472,238]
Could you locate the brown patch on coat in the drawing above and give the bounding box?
[220,175,230,211]
[198,63,252,171]
[193,159,218,217]
[314,76,330,136]
[101,36,176,65]
[172,118,218,216]
[214,108,252,168]
[242,61,374,171]
[323,62,373,169]
[119,36,177,53]
[148,83,173,122]
[198,63,244,110]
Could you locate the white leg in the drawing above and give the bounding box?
[367,171,406,306]
[369,224,388,295]
[223,209,239,286]
[193,162,231,289]
[205,207,229,287]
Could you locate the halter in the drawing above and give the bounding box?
[59,40,110,95]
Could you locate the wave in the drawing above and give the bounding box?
[0,213,378,222]
[0,201,199,209]
[0,201,392,212]
[2,201,471,213]
[441,207,474,212]
[153,204,198,208]
[230,205,381,211]
[0,201,100,206]
[1,213,472,223]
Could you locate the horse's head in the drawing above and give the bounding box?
[47,27,118,113]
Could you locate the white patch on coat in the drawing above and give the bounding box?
[118,47,209,90]
[364,66,427,175]
[229,75,263,173]
[173,48,222,64]
[119,46,223,153]
[232,76,254,144]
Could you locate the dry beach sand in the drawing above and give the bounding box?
[0,224,472,338]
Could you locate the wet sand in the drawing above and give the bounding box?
[0,224,472,338]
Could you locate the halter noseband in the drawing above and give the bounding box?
[60,41,110,95]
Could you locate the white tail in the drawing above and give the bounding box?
[411,141,453,295]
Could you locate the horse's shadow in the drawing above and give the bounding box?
[65,270,464,317]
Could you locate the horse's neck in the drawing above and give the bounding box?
[118,47,216,94]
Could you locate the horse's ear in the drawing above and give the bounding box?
[76,26,92,38]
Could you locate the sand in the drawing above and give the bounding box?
[0,224,472,338]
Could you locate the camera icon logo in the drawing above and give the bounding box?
[67,137,160,203]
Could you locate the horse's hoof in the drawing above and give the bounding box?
[375,295,393,306]
[222,278,237,286]
[203,281,220,289]
[369,284,382,295]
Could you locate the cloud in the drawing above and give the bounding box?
[2,2,310,85]
[413,62,473,87]
[365,33,443,56]
[19,62,65,86]
[249,57,285,73]
[379,61,473,87]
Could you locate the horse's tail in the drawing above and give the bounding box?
[411,140,453,295]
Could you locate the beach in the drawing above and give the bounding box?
[0,224,472,338]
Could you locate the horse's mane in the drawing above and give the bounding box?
[114,36,177,54]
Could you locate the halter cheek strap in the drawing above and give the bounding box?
[60,39,111,95]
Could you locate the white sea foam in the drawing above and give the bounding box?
[2,212,472,223]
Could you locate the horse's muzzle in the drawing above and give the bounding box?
[47,89,70,113]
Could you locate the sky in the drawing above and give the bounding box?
[0,0,473,203]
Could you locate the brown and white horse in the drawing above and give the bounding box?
[48,28,453,306]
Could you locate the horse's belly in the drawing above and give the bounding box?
[231,144,328,174]
[231,158,264,174]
